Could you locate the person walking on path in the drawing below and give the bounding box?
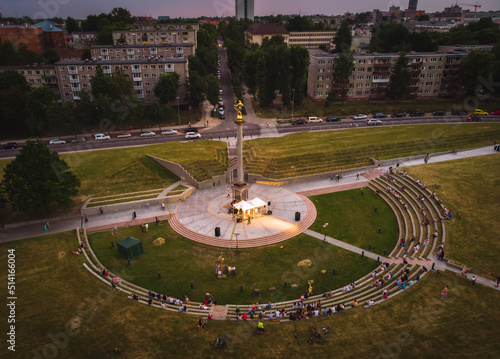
[441,285,448,299]
[227,188,231,198]
[46,221,51,229]
[44,224,47,233]
[471,276,476,286]
[356,173,360,181]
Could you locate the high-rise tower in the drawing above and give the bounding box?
[408,0,418,10]
[235,0,254,21]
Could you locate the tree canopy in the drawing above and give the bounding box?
[1,141,81,213]
[459,49,495,95]
[154,72,181,105]
[334,21,352,53]
[387,52,412,100]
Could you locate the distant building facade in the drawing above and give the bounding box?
[112,25,197,48]
[90,43,195,60]
[0,24,45,52]
[307,49,466,102]
[235,0,254,21]
[0,64,58,89]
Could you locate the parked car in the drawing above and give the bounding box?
[433,110,445,116]
[117,132,131,138]
[49,139,66,145]
[71,137,86,143]
[2,142,18,149]
[183,127,199,133]
[219,112,225,119]
[185,132,201,139]
[391,112,406,118]
[367,118,383,126]
[473,109,488,115]
[409,111,425,117]
[140,131,156,137]
[292,119,307,125]
[325,116,341,122]
[161,129,177,135]
[467,115,482,122]
[353,114,367,120]
[491,110,500,116]
[307,116,323,123]
[94,133,110,141]
[451,109,468,116]
[219,89,223,96]
[373,113,387,118]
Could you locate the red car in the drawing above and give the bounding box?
[491,110,500,115]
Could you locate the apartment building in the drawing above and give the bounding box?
[0,64,58,89]
[307,49,466,102]
[55,57,188,105]
[90,43,195,61]
[112,27,197,48]
[0,24,44,52]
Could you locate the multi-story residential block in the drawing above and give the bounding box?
[90,43,195,61]
[307,49,466,102]
[112,25,197,48]
[68,32,98,49]
[55,58,188,105]
[246,23,336,49]
[0,64,58,89]
[0,24,45,52]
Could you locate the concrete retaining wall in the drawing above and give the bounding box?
[81,187,194,216]
[147,155,198,188]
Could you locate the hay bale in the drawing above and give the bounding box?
[297,259,312,267]
[291,284,298,289]
[321,269,327,274]
[153,237,165,246]
[269,287,276,292]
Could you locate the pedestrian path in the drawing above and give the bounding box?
[259,123,280,138]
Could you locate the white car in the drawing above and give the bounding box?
[94,133,110,141]
[117,132,131,139]
[161,129,178,135]
[219,89,223,96]
[49,139,66,145]
[307,117,323,123]
[185,132,201,139]
[140,131,156,137]
[353,114,368,120]
[366,118,383,126]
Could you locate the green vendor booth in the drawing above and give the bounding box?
[117,237,144,259]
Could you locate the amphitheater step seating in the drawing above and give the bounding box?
[386,257,433,266]
[210,305,229,320]
[362,168,384,181]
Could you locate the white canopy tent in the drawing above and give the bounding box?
[233,197,268,220]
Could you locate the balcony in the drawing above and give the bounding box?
[134,85,143,90]
[150,49,158,55]
[132,67,141,73]
[103,67,112,74]
[68,69,78,75]
[176,49,184,54]
[132,75,142,81]
[100,51,108,56]
[165,66,174,73]
[372,78,390,83]
[71,86,81,92]
[70,77,79,84]
[127,49,135,55]
[136,92,144,99]
[373,71,390,76]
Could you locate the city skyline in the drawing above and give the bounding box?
[1,0,499,20]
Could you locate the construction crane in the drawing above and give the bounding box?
[460,3,482,17]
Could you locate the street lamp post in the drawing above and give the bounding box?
[176,96,180,127]
[281,101,283,119]
[292,88,295,121]
[323,223,329,242]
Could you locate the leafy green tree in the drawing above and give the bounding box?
[370,22,409,53]
[325,91,337,107]
[110,7,135,24]
[243,48,262,100]
[0,70,30,133]
[42,47,60,64]
[290,45,309,106]
[285,15,314,31]
[387,52,411,100]
[154,72,181,105]
[65,17,80,34]
[1,141,81,213]
[460,49,495,95]
[26,86,57,135]
[81,48,91,60]
[187,71,205,109]
[416,15,430,21]
[334,49,354,105]
[206,74,220,106]
[334,21,352,53]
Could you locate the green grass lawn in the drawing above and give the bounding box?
[309,189,398,256]
[244,123,500,178]
[89,225,377,305]
[255,98,500,119]
[1,231,499,358]
[405,154,500,277]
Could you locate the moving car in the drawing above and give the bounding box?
[185,132,201,139]
[49,139,66,145]
[117,132,132,138]
[391,112,406,118]
[219,112,225,119]
[161,129,177,135]
[433,110,445,116]
[473,109,488,115]
[366,118,383,126]
[71,137,86,143]
[353,114,367,120]
[451,109,468,116]
[307,117,323,123]
[373,113,387,118]
[292,119,307,125]
[325,116,341,122]
[94,133,110,141]
[467,115,482,122]
[491,110,500,115]
[140,131,156,137]
[2,142,17,149]
[183,127,199,133]
[410,111,425,117]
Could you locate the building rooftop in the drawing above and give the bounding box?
[0,64,56,70]
[34,20,65,32]
[246,22,289,35]
[55,57,188,65]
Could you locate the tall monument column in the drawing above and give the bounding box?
[232,100,249,202]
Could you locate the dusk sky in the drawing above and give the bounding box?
[1,0,499,19]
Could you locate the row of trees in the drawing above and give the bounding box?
[0,41,60,65]
[370,17,500,53]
